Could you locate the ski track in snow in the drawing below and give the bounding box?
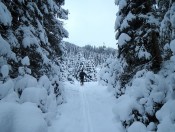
[80,85,93,132]
[48,81,119,132]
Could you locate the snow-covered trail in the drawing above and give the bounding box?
[49,81,119,132]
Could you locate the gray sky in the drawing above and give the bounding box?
[63,0,117,48]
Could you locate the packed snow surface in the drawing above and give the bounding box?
[49,81,122,132]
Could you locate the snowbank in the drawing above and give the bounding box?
[14,74,38,95]
[128,122,147,132]
[0,102,47,132]
[156,100,175,132]
[20,87,48,112]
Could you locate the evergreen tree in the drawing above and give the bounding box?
[112,1,175,130]
[159,0,175,60]
[74,52,85,80]
[0,1,68,124]
[1,0,68,79]
[115,0,162,91]
[84,58,97,81]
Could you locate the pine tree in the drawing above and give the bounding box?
[115,0,162,90]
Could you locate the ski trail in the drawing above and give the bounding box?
[48,81,119,132]
[80,85,93,132]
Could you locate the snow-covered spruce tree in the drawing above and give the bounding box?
[84,58,97,82]
[0,1,17,79]
[159,0,175,61]
[99,56,113,86]
[112,1,175,131]
[0,1,68,130]
[65,57,76,83]
[115,0,162,93]
[73,52,85,80]
[2,0,44,78]
[99,55,124,96]
[2,0,68,79]
[7,0,67,96]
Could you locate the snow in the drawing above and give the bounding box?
[0,2,12,26]
[115,13,122,30]
[118,33,131,47]
[109,64,175,130]
[19,26,39,48]
[137,46,151,59]
[44,93,57,124]
[2,91,19,103]
[115,0,127,10]
[0,34,16,60]
[20,87,48,112]
[143,13,160,26]
[27,2,43,18]
[38,75,52,93]
[170,3,175,28]
[170,39,175,54]
[0,79,14,100]
[1,65,9,78]
[36,19,48,45]
[18,66,31,75]
[156,100,175,132]
[128,122,147,132]
[7,30,19,48]
[49,81,122,132]
[0,0,69,131]
[21,56,30,66]
[0,102,47,132]
[15,74,38,93]
[147,122,156,131]
[120,12,136,30]
[113,95,143,122]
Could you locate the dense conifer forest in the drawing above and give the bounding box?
[0,0,175,132]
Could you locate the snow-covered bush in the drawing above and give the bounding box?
[14,74,38,96]
[0,102,47,132]
[39,75,53,95]
[51,76,65,105]
[0,65,15,101]
[99,56,116,86]
[1,65,9,79]
[0,79,14,100]
[20,87,48,112]
[99,56,125,96]
[128,122,147,132]
[156,100,175,132]
[113,60,175,131]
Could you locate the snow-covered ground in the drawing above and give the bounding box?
[49,81,121,132]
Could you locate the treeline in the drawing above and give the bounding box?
[62,41,116,67]
[59,41,116,83]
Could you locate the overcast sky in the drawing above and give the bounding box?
[63,0,117,48]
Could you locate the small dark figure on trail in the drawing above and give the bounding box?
[79,69,87,86]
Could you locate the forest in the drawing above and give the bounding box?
[0,0,175,132]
